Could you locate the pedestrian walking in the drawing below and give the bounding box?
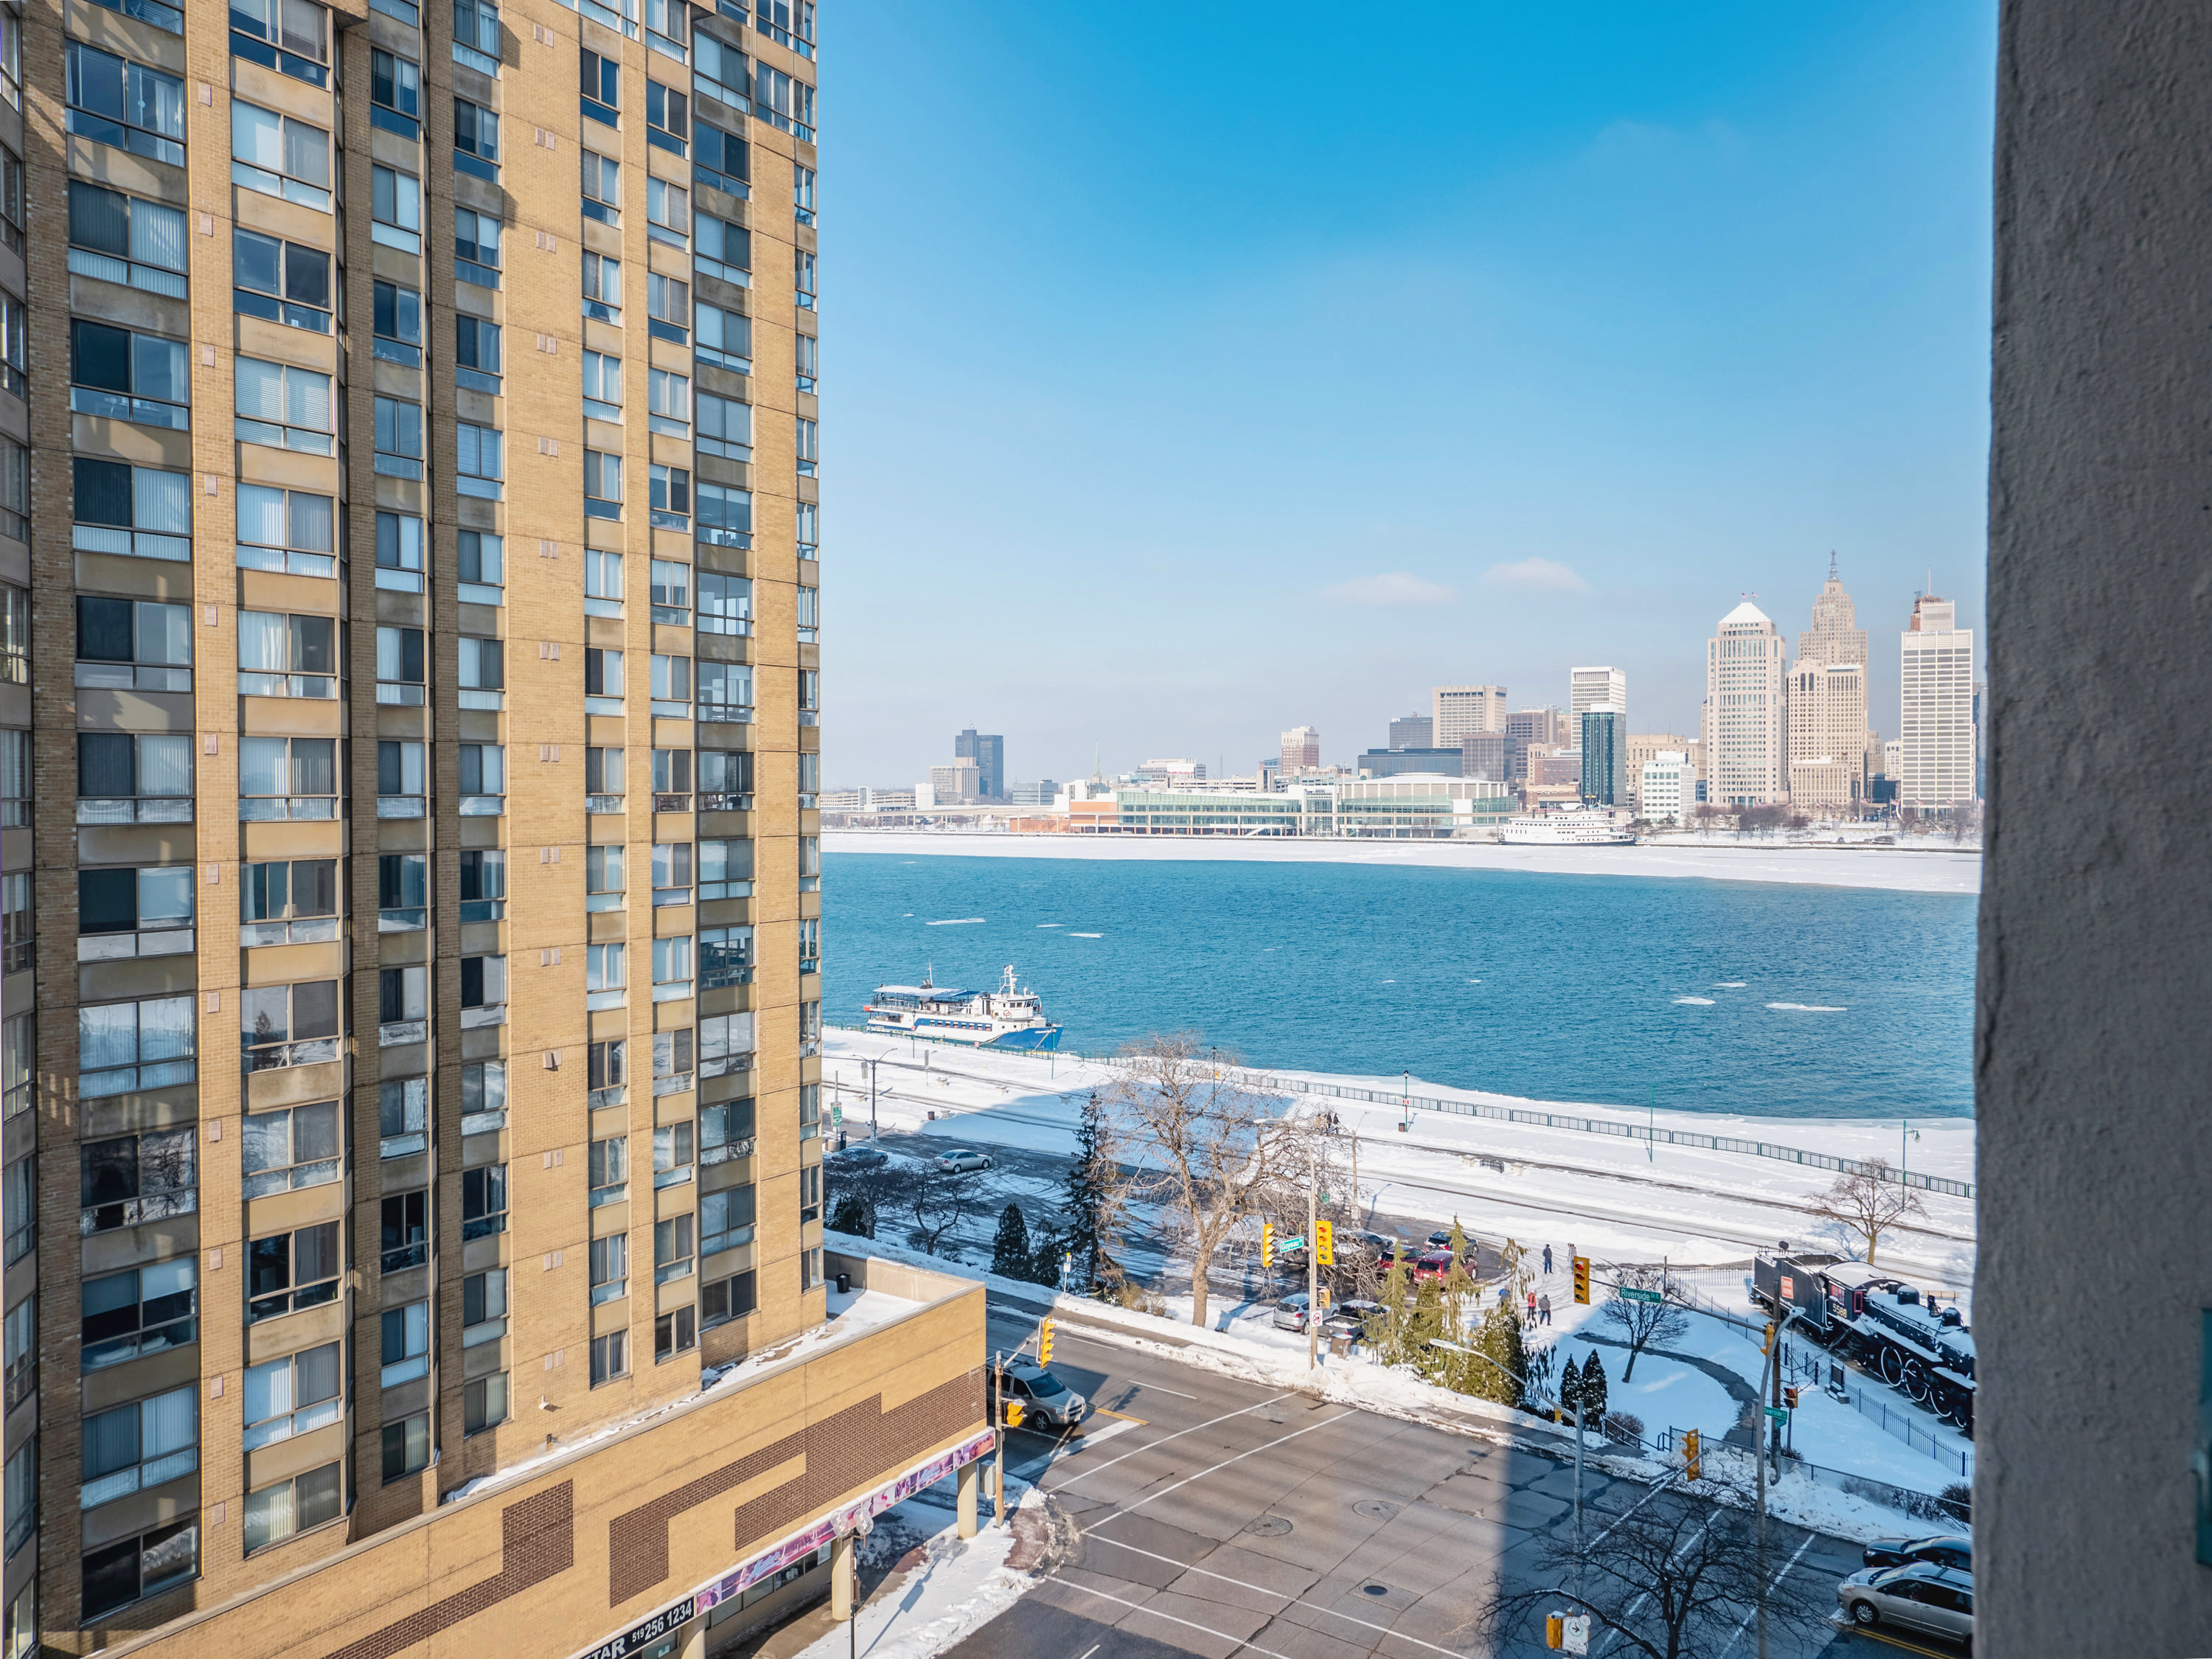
[1526,1291,1538,1326]
[1539,1293,1552,1326]
[1543,1244,1554,1274]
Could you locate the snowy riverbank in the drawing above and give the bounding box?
[824,831,1981,895]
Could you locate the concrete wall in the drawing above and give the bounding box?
[1980,0,2212,1648]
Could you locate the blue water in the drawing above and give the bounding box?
[822,854,1977,1120]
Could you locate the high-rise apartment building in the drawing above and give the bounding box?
[1385,714,1432,751]
[1704,602,1787,805]
[5,6,990,1655]
[1430,685,1504,748]
[951,728,1001,800]
[1899,595,1978,811]
[1279,724,1319,772]
[1568,667,1627,732]
[1578,709,1625,806]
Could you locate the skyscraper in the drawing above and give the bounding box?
[1788,557,1871,813]
[1430,685,1506,748]
[1568,667,1627,733]
[1386,714,1433,751]
[953,728,1004,799]
[1704,602,1789,805]
[1899,596,1978,811]
[1797,554,1870,670]
[1579,710,1627,805]
[1279,725,1321,772]
[3,7,990,1653]
[1503,706,1565,783]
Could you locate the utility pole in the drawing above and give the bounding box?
[1306,1150,1319,1369]
[1573,1399,1586,1600]
[869,1057,879,1140]
[1349,1119,1360,1227]
[1757,1321,1783,1659]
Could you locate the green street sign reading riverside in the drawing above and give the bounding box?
[1617,1287,1663,1304]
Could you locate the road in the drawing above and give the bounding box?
[946,1292,1940,1659]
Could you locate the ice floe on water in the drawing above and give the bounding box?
[1673,995,1717,1006]
[1037,922,1060,928]
[1712,981,1747,988]
[928,918,987,925]
[1068,932,1103,938]
[1767,1001,1847,1012]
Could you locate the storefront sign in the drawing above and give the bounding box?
[578,1596,695,1659]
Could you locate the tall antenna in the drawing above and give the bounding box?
[1829,550,1838,581]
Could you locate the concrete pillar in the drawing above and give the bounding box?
[956,1459,979,1540]
[677,1614,707,1659]
[830,1531,855,1622]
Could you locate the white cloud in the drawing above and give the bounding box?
[1481,557,1590,594]
[1321,571,1459,608]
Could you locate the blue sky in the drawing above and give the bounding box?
[822,3,1996,787]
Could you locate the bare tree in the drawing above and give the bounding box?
[1598,1263,1691,1381]
[1948,800,1983,844]
[1478,1491,1830,1659]
[1806,1158,1926,1265]
[905,1163,979,1259]
[1107,1034,1323,1327]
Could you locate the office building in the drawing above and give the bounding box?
[1899,596,1978,812]
[1357,748,1467,779]
[1525,747,1582,788]
[1430,685,1506,748]
[2,4,991,1655]
[1278,725,1320,772]
[1457,731,1507,782]
[925,762,982,806]
[951,729,1002,801]
[1132,758,1203,786]
[1624,733,1696,812]
[1638,751,1694,826]
[1579,709,1627,806]
[1337,776,1516,838]
[1385,714,1433,751]
[1503,706,1565,783]
[1008,779,1057,807]
[1568,667,1627,731]
[1796,554,1870,671]
[1787,659,1869,812]
[1703,602,1788,805]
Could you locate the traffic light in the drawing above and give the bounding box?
[1545,1614,1564,1649]
[1004,1399,1025,1428]
[1571,1256,1590,1305]
[1037,1318,1054,1366]
[1762,1321,1775,1355]
[1261,1221,1273,1265]
[1683,1428,1701,1481]
[1785,1385,1799,1410]
[1315,1219,1335,1267]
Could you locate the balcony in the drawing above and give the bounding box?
[79,927,195,961]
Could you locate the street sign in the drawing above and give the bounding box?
[1562,1613,1590,1655]
[1276,1237,1306,1256]
[1618,1287,1663,1304]
[1764,1405,1789,1421]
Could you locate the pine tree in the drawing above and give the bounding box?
[990,1205,1032,1279]
[1466,1302,1526,1408]
[1559,1354,1583,1422]
[829,1194,873,1238]
[1027,1221,1065,1288]
[1062,1090,1111,1293]
[1579,1350,1610,1422]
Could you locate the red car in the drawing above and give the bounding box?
[1411,1250,1467,1284]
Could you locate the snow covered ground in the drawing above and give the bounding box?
[824,830,1981,895]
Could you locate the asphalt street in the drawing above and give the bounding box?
[957,1294,1947,1659]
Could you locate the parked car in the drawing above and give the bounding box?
[1836,1562,1974,1643]
[1427,1229,1457,1249]
[1862,1533,1972,1573]
[936,1149,994,1173]
[1001,1358,1086,1427]
[1411,1250,1465,1284]
[1272,1293,1314,1332]
[832,1145,889,1169]
[1324,1299,1385,1341]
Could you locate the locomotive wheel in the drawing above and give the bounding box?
[1902,1363,1930,1405]
[1879,1346,1905,1385]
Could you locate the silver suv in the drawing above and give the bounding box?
[1001,1360,1085,1427]
[1836,1562,1973,1643]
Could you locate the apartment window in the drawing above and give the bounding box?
[239,736,336,819]
[242,1101,339,1197]
[695,29,748,111]
[81,1259,195,1371]
[700,925,753,989]
[66,44,185,166]
[0,1158,29,1264]
[72,320,189,429]
[695,574,754,640]
[370,49,420,137]
[590,1136,628,1221]
[650,654,691,715]
[652,1029,693,1094]
[702,1268,757,1329]
[581,149,620,223]
[589,1234,626,1304]
[246,1220,339,1320]
[799,667,821,725]
[237,611,336,698]
[0,1015,24,1120]
[456,316,502,392]
[580,47,619,121]
[655,1305,695,1360]
[69,181,187,297]
[0,145,17,257]
[700,748,754,810]
[379,1301,429,1388]
[799,752,821,805]
[797,585,819,643]
[234,227,331,330]
[4,1296,32,1411]
[795,330,818,392]
[801,1246,823,1292]
[381,1413,431,1481]
[754,61,810,137]
[463,1373,507,1434]
[0,877,26,979]
[462,1059,508,1133]
[701,1011,754,1078]
[653,1214,693,1284]
[698,660,753,722]
[463,1269,508,1345]
[370,164,422,251]
[583,251,622,321]
[78,994,195,1097]
[647,176,688,247]
[81,1385,196,1509]
[233,102,332,209]
[378,1189,427,1271]
[453,0,500,75]
[699,481,751,547]
[800,998,822,1054]
[796,248,818,307]
[799,918,822,975]
[454,97,499,178]
[694,311,750,385]
[647,79,686,154]
[378,739,427,816]
[79,1130,194,1237]
[459,953,507,1018]
[455,206,502,288]
[242,1341,340,1450]
[695,125,749,201]
[458,422,504,498]
[378,965,428,1035]
[585,745,626,807]
[376,628,425,709]
[377,853,428,931]
[697,394,750,462]
[799,1162,821,1222]
[801,835,821,893]
[460,849,507,924]
[379,1075,428,1156]
[460,530,505,603]
[243,1464,340,1554]
[0,588,21,686]
[584,450,622,517]
[796,416,818,475]
[582,348,622,421]
[76,597,190,692]
[375,395,425,477]
[648,273,689,342]
[652,936,692,1001]
[649,367,689,432]
[73,458,190,562]
[456,638,504,712]
[700,838,754,900]
[591,1331,627,1385]
[797,499,818,557]
[232,0,330,85]
[240,979,341,1071]
[585,942,627,1009]
[649,560,692,626]
[650,465,686,529]
[240,849,338,927]
[695,215,748,285]
[237,485,337,578]
[585,844,626,913]
[462,1165,507,1239]
[645,0,684,52]
[81,1516,197,1620]
[700,1181,754,1255]
[374,281,423,366]
[457,734,502,801]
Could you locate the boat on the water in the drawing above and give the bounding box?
[863,965,1064,1050]
[1500,810,1638,846]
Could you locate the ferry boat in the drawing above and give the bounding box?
[1500,810,1638,846]
[864,966,1064,1051]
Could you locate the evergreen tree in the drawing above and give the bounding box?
[1062,1090,1112,1292]
[1559,1354,1584,1422]
[990,1205,1032,1279]
[829,1193,873,1238]
[1466,1301,1526,1408]
[1028,1221,1065,1288]
[1579,1350,1610,1422]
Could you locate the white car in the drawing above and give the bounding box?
[1836,1562,1974,1644]
[936,1149,993,1173]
